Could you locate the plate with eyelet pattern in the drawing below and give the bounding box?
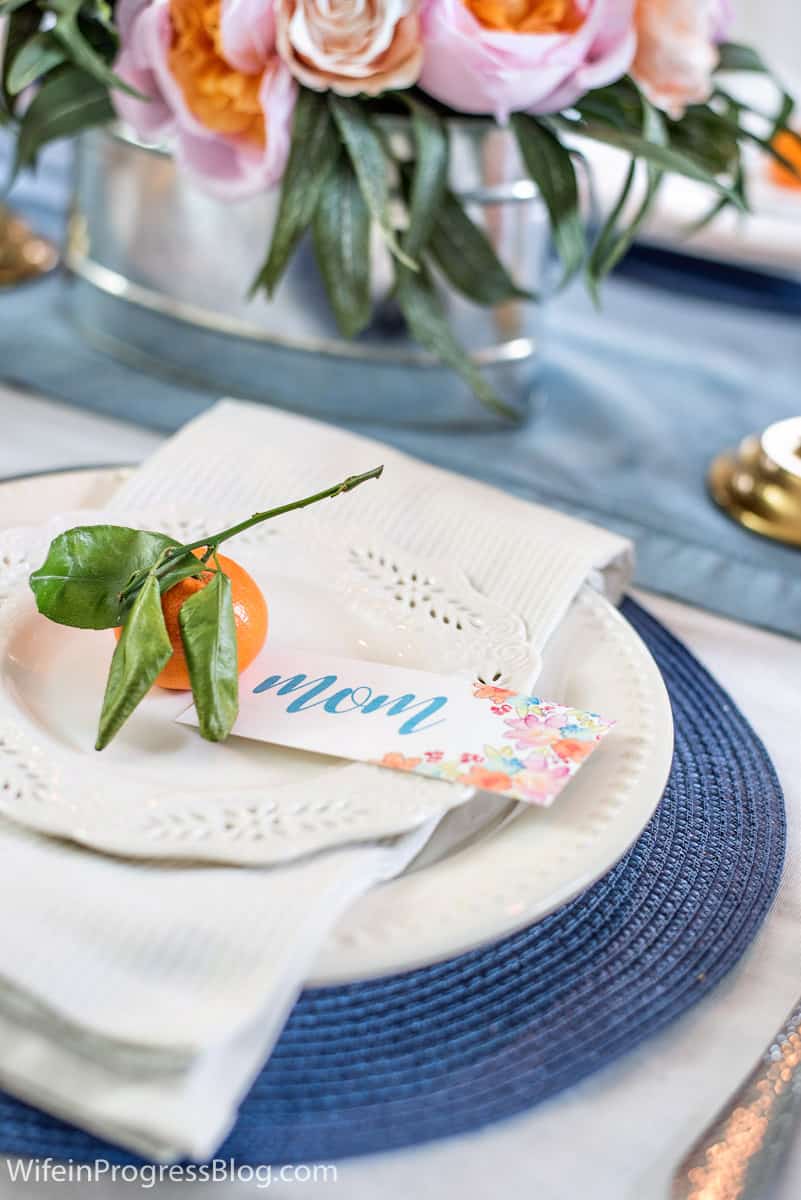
[0,505,538,865]
[0,469,672,982]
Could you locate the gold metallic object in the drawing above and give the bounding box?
[672,1000,801,1199]
[0,205,59,287]
[708,417,801,548]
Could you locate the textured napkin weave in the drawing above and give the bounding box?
[0,821,435,1160]
[112,401,633,656]
[0,403,633,1160]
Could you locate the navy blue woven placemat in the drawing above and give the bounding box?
[0,598,785,1165]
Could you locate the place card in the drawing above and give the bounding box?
[177,646,615,805]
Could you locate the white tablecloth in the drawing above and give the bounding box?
[2,385,799,1200]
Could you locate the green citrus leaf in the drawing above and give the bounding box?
[95,573,172,750]
[178,568,239,742]
[151,551,210,599]
[30,525,179,629]
[118,551,213,620]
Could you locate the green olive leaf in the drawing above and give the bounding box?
[178,568,239,742]
[11,66,115,180]
[511,114,586,288]
[95,574,173,750]
[402,97,449,260]
[312,153,372,338]
[428,189,533,306]
[329,95,416,270]
[30,526,180,629]
[250,87,339,297]
[394,262,516,421]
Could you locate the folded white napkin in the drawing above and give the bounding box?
[0,401,633,1161]
[113,402,633,657]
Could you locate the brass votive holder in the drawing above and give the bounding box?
[708,417,801,548]
[0,206,59,287]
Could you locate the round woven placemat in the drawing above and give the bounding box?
[0,599,786,1164]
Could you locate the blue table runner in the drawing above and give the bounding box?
[3,137,800,636]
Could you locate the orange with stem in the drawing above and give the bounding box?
[115,548,268,690]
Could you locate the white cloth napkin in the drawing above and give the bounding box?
[112,402,633,657]
[0,401,633,1161]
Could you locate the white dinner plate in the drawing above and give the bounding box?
[0,468,673,983]
[0,499,544,861]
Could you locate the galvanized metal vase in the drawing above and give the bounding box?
[67,124,549,428]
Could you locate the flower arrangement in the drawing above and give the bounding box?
[0,0,797,412]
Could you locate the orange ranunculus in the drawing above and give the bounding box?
[114,0,296,198]
[466,0,583,34]
[168,0,265,145]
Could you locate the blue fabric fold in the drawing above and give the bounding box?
[2,137,800,635]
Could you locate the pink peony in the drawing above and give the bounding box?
[632,0,728,118]
[220,0,278,72]
[418,0,637,122]
[113,0,296,200]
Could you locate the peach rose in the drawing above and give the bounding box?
[276,0,423,96]
[632,0,723,118]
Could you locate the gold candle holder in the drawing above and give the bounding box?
[0,206,59,287]
[708,417,801,548]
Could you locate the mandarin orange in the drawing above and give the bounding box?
[114,548,268,690]
[769,129,801,191]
